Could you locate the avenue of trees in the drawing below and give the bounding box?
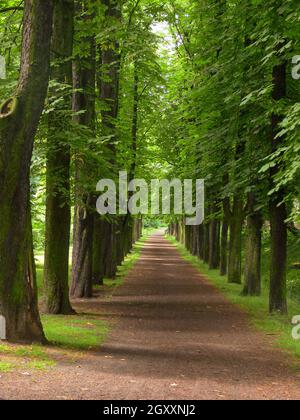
[0,0,299,343]
[167,0,300,315]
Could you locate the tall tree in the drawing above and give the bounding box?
[71,3,96,298]
[93,0,122,281]
[44,0,75,314]
[0,0,53,342]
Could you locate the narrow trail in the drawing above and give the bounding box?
[1,231,300,400]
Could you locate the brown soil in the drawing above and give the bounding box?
[1,231,300,400]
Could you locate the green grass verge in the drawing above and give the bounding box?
[0,362,15,372]
[41,315,109,351]
[166,235,300,362]
[0,343,55,372]
[0,313,110,371]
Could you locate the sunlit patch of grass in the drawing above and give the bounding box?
[0,343,13,354]
[0,305,111,372]
[0,362,14,372]
[26,360,56,370]
[36,265,43,296]
[0,343,48,359]
[14,345,47,359]
[166,235,300,363]
[41,315,109,351]
[0,342,55,372]
[103,278,124,289]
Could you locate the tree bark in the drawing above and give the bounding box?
[197,224,204,260]
[191,226,199,256]
[71,197,94,298]
[209,202,220,269]
[203,222,210,264]
[44,0,74,314]
[243,194,263,296]
[92,216,105,285]
[185,225,191,252]
[228,196,244,284]
[0,0,53,343]
[220,219,228,276]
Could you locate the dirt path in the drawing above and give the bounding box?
[1,231,300,400]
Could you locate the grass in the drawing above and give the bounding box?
[166,235,300,362]
[0,309,110,372]
[0,362,14,372]
[41,315,109,351]
[26,360,56,370]
[0,342,54,372]
[36,264,43,296]
[0,313,110,371]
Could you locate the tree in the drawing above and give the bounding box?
[92,0,122,281]
[0,0,53,343]
[44,0,75,314]
[71,2,97,298]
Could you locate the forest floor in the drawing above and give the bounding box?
[1,231,300,400]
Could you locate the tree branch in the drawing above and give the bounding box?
[0,6,23,14]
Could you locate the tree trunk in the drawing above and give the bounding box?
[203,222,210,263]
[93,218,118,280]
[105,222,118,278]
[174,222,179,241]
[269,194,287,313]
[243,200,263,296]
[44,0,74,314]
[92,216,104,285]
[220,219,228,276]
[191,226,199,256]
[0,0,53,343]
[209,203,220,269]
[228,196,244,284]
[197,224,204,260]
[127,217,134,252]
[71,198,94,298]
[185,225,191,252]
